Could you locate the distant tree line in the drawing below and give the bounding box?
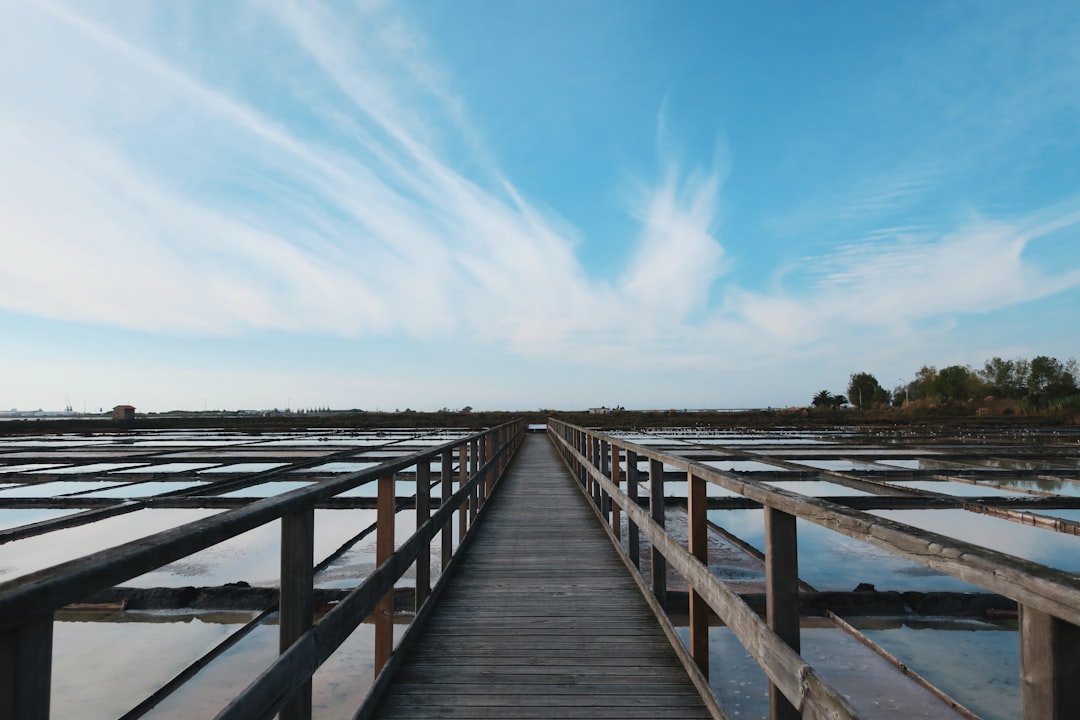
[812,355,1080,413]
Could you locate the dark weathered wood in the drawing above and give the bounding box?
[687,471,709,677]
[457,445,468,544]
[649,457,666,606]
[415,461,431,609]
[0,616,52,720]
[626,450,640,568]
[369,435,713,720]
[280,508,314,720]
[1020,604,1080,719]
[441,448,454,573]
[375,473,395,675]
[765,507,800,720]
[610,442,621,539]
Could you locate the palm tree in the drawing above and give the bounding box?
[812,390,833,408]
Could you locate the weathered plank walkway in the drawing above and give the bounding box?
[370,434,712,719]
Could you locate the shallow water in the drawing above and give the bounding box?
[709,509,978,591]
[53,610,257,719]
[854,618,1019,720]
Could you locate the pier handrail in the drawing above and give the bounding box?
[548,418,1080,720]
[0,420,526,720]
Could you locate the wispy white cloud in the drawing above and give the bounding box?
[2,0,1079,393]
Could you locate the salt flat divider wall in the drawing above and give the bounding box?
[547,419,1080,720]
[0,420,525,720]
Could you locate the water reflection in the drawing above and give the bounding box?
[854,618,1018,720]
[871,509,1080,575]
[708,509,977,591]
[53,611,256,720]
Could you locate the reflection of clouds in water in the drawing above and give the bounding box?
[873,509,1080,574]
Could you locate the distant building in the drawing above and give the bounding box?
[588,407,611,415]
[112,405,136,422]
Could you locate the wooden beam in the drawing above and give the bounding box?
[688,472,709,677]
[650,458,667,606]
[415,461,431,609]
[1021,604,1080,719]
[765,506,800,720]
[279,508,314,720]
[0,616,52,720]
[626,450,640,568]
[610,442,622,540]
[441,449,453,572]
[374,473,395,675]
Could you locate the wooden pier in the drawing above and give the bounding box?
[3,419,1080,719]
[367,434,713,719]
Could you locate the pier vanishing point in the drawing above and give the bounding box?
[3,419,1080,719]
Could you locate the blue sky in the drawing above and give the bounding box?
[2,0,1079,412]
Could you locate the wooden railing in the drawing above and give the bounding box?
[0,420,525,720]
[547,419,1080,720]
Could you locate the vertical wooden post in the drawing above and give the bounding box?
[280,508,314,720]
[688,471,709,677]
[469,439,480,522]
[485,432,494,497]
[585,435,594,496]
[626,450,640,568]
[650,458,667,605]
[441,448,453,572]
[600,440,611,522]
[0,616,53,720]
[415,460,431,610]
[374,473,395,675]
[458,445,468,542]
[1021,605,1080,718]
[765,506,800,720]
[591,437,602,508]
[610,443,622,541]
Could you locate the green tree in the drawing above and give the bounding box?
[934,365,982,401]
[848,372,887,409]
[812,390,833,408]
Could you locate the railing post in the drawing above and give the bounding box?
[415,460,431,610]
[649,458,667,606]
[591,437,602,508]
[626,450,639,568]
[0,616,52,720]
[485,432,494,498]
[280,507,314,720]
[374,473,395,675]
[469,439,480,522]
[1021,605,1080,718]
[458,445,468,541]
[610,442,621,541]
[600,440,611,522]
[441,448,453,572]
[765,506,800,720]
[688,471,709,676]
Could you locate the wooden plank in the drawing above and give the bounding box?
[279,508,314,720]
[1021,604,1080,719]
[765,506,799,720]
[375,473,395,675]
[415,461,431,609]
[441,449,453,572]
[649,457,666,606]
[369,435,713,720]
[0,616,52,720]
[626,450,640,568]
[687,472,708,677]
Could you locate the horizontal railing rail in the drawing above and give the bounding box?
[547,418,1080,720]
[0,420,525,720]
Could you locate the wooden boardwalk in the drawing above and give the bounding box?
[370,434,713,719]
